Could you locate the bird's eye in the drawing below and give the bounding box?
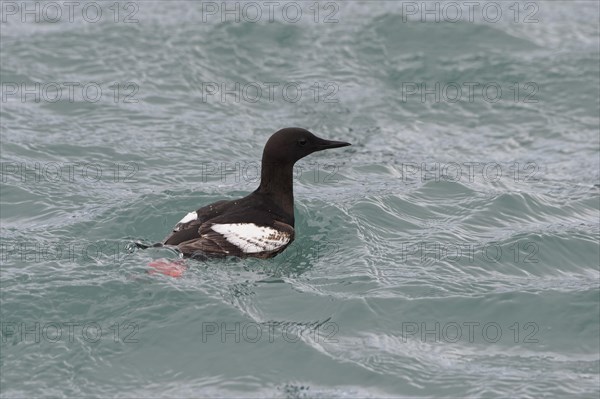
[298,138,307,146]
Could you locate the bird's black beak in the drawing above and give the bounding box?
[315,137,352,150]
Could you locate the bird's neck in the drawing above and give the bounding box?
[257,160,295,218]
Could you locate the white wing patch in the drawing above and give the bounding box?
[177,211,197,225]
[210,223,291,254]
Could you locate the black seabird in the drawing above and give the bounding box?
[157,127,351,259]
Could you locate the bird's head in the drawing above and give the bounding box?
[262,127,351,165]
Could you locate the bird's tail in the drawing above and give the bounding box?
[133,241,164,250]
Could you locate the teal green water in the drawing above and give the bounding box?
[1,1,599,397]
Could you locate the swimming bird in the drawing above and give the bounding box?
[157,128,350,259]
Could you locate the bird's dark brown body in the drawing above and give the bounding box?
[161,128,351,259]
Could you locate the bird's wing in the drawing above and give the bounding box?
[162,200,231,245]
[178,220,294,258]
